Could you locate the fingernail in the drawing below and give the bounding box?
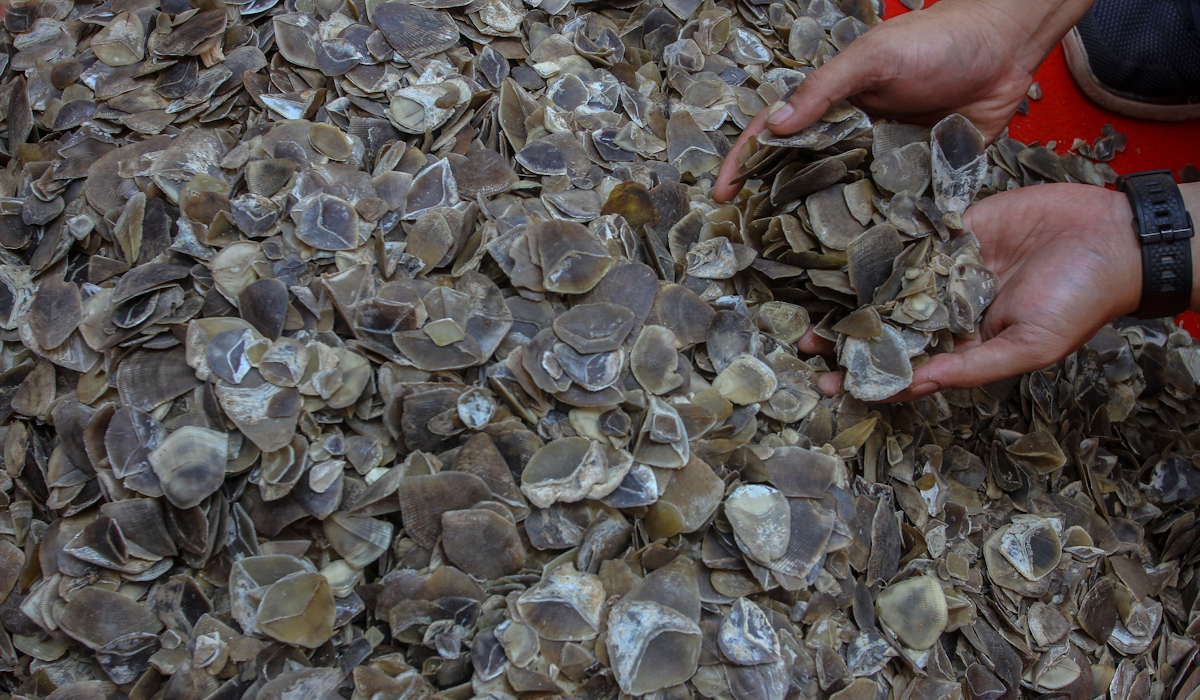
[911,381,939,396]
[766,101,794,125]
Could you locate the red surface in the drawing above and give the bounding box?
[881,0,1200,335]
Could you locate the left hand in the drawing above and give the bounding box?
[711,0,1093,203]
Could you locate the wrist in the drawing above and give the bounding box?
[1103,188,1144,319]
[1114,177,1198,318]
[1184,183,1200,312]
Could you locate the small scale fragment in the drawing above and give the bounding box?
[256,572,337,648]
[148,426,229,509]
[930,114,988,228]
[725,484,790,562]
[520,438,630,508]
[606,563,702,695]
[876,575,948,650]
[840,325,913,401]
[718,597,780,665]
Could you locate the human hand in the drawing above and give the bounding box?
[802,183,1143,400]
[712,0,1095,203]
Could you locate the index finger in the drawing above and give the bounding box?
[714,35,888,203]
[711,108,772,204]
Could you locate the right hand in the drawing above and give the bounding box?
[802,184,1144,400]
[713,0,1066,203]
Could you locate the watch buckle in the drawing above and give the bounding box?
[1140,214,1195,245]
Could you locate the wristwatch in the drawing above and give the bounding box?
[1117,170,1195,319]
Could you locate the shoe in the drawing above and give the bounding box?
[1064,0,1200,121]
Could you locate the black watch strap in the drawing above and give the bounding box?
[1117,170,1195,319]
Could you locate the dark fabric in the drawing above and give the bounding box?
[1075,0,1200,104]
[1184,0,1200,29]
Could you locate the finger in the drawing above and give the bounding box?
[763,47,884,136]
[904,327,1056,394]
[961,197,995,240]
[797,327,836,356]
[712,110,772,203]
[818,371,842,397]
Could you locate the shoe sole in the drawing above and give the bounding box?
[1063,28,1200,122]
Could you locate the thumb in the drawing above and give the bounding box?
[765,47,881,135]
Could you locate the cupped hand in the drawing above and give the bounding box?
[804,183,1142,400]
[713,0,1065,203]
